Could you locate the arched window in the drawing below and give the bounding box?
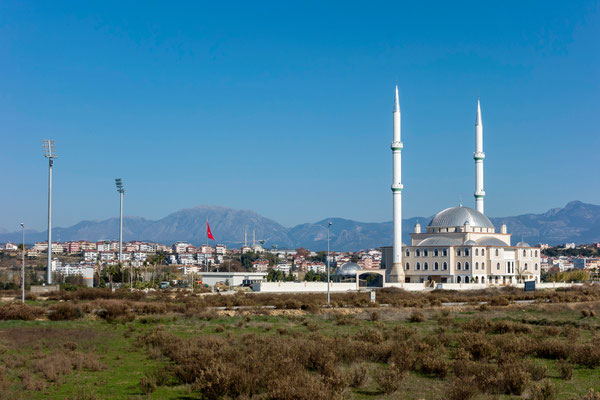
[434,249,439,257]
[405,262,410,270]
[424,262,428,270]
[465,262,470,270]
[535,263,538,271]
[424,249,429,257]
[434,262,439,270]
[535,250,538,257]
[482,249,485,256]
[475,262,479,270]
[465,276,470,283]
[475,248,479,256]
[465,248,470,256]
[482,262,485,270]
[482,276,486,283]
[443,249,448,257]
[496,262,500,270]
[405,249,410,257]
[525,263,528,270]
[416,249,420,257]
[457,276,462,283]
[523,250,526,257]
[495,249,499,257]
[457,262,461,270]
[456,249,461,257]
[416,262,421,270]
[443,262,448,270]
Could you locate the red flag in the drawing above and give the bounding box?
[207,221,215,241]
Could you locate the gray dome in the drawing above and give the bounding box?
[335,262,360,276]
[516,242,531,247]
[463,240,478,246]
[428,206,494,228]
[417,237,462,246]
[477,237,508,246]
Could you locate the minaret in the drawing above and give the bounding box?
[389,86,404,283]
[474,99,485,214]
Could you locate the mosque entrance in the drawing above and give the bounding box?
[358,272,385,288]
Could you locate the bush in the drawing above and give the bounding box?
[345,363,368,388]
[445,376,479,400]
[530,379,557,400]
[0,304,44,321]
[408,310,425,323]
[458,332,495,361]
[490,296,510,306]
[418,351,448,378]
[373,367,405,394]
[48,303,83,321]
[557,360,573,380]
[570,344,600,368]
[528,361,548,381]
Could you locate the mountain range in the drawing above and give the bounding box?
[1,201,599,251]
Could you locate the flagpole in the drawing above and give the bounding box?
[206,217,209,272]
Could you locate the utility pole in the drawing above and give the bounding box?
[327,221,332,305]
[42,140,57,284]
[21,223,25,303]
[115,179,129,289]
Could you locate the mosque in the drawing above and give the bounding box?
[382,87,541,285]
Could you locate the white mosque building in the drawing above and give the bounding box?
[383,88,541,285]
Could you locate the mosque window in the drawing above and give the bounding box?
[434,262,439,270]
[525,263,528,270]
[443,249,448,257]
[465,248,470,256]
[475,248,479,256]
[424,249,429,257]
[424,262,428,270]
[535,263,538,271]
[416,262,421,270]
[495,249,499,257]
[535,250,538,257]
[482,262,485,270]
[405,262,410,270]
[443,262,448,270]
[416,249,421,257]
[523,250,526,257]
[465,262,469,270]
[465,276,470,283]
[496,262,500,270]
[456,249,461,257]
[406,249,410,257]
[482,249,485,256]
[434,249,439,257]
[475,262,479,270]
[457,262,461,270]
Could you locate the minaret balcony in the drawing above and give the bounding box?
[474,151,485,160]
[392,183,403,192]
[391,141,403,151]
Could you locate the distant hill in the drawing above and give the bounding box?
[1,201,599,251]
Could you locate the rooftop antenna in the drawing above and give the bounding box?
[42,139,57,284]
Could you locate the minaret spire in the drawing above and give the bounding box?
[388,85,404,283]
[474,98,485,214]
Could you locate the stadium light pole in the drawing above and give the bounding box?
[21,223,25,304]
[327,221,332,305]
[115,179,128,287]
[42,140,57,284]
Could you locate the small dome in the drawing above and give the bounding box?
[335,262,360,276]
[417,237,462,246]
[428,206,494,228]
[516,242,531,247]
[463,240,477,246]
[477,237,508,246]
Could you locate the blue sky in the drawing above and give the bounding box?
[1,1,599,231]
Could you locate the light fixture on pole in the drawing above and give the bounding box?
[42,139,57,284]
[21,223,25,304]
[327,221,332,305]
[115,179,128,288]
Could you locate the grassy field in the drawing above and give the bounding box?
[0,287,600,399]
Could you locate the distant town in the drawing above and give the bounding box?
[0,237,598,290]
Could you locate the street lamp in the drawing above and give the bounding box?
[327,221,332,305]
[42,139,57,284]
[20,223,25,304]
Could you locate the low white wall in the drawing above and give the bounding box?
[385,281,578,291]
[252,281,357,293]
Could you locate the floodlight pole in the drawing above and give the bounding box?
[21,223,25,304]
[327,221,332,305]
[42,140,56,285]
